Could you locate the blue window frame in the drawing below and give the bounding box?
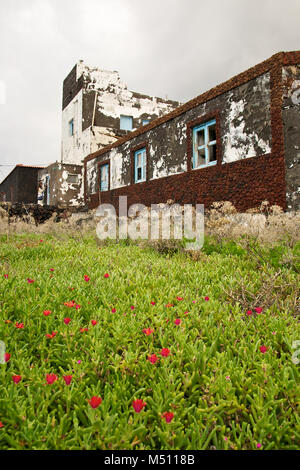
[69,119,74,136]
[120,115,133,131]
[100,163,109,191]
[134,148,146,183]
[192,119,217,169]
[142,119,150,126]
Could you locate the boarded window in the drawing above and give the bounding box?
[67,174,79,184]
[192,119,217,169]
[120,115,133,131]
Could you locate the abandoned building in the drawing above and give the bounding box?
[36,61,180,207]
[0,164,44,203]
[84,51,300,213]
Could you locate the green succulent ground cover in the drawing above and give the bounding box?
[0,233,299,450]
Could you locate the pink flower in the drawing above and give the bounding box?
[64,317,71,325]
[49,268,54,272]
[130,306,135,310]
[43,310,51,316]
[4,274,8,279]
[162,411,174,423]
[75,304,81,310]
[147,354,159,364]
[204,296,210,301]
[84,275,90,282]
[246,310,252,316]
[63,375,72,386]
[255,307,263,314]
[111,308,116,313]
[224,436,228,441]
[272,331,276,335]
[132,399,146,413]
[77,360,81,364]
[12,375,22,384]
[259,345,268,354]
[104,273,110,278]
[161,348,171,357]
[150,301,156,305]
[257,443,262,448]
[46,373,58,385]
[143,328,154,336]
[27,278,34,283]
[192,300,196,304]
[88,396,102,408]
[174,318,181,325]
[225,375,230,380]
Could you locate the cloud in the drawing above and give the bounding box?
[0,0,300,182]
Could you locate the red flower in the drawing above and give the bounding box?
[15,322,24,329]
[246,310,252,316]
[204,296,210,301]
[45,331,57,339]
[80,328,88,333]
[91,320,97,326]
[46,373,58,384]
[147,354,159,364]
[49,268,54,272]
[4,353,11,362]
[255,307,263,314]
[0,422,4,428]
[111,308,116,313]
[162,411,174,423]
[39,239,43,243]
[174,318,181,325]
[64,301,76,307]
[176,297,184,301]
[161,348,171,357]
[75,304,81,310]
[12,375,21,384]
[27,278,34,283]
[143,328,154,335]
[64,317,71,325]
[84,275,90,282]
[130,306,135,310]
[150,301,156,305]
[43,310,51,316]
[132,399,146,413]
[165,303,174,308]
[4,274,8,279]
[63,375,72,385]
[104,273,110,278]
[260,345,268,354]
[88,396,102,408]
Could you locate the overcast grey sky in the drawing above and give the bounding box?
[0,0,300,182]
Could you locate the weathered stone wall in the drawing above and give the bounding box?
[282,64,300,211]
[61,61,180,166]
[38,163,84,207]
[84,72,280,212]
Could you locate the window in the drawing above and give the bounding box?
[69,119,74,136]
[120,115,133,131]
[134,148,146,183]
[192,119,217,168]
[100,163,109,191]
[67,174,79,184]
[142,119,150,126]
